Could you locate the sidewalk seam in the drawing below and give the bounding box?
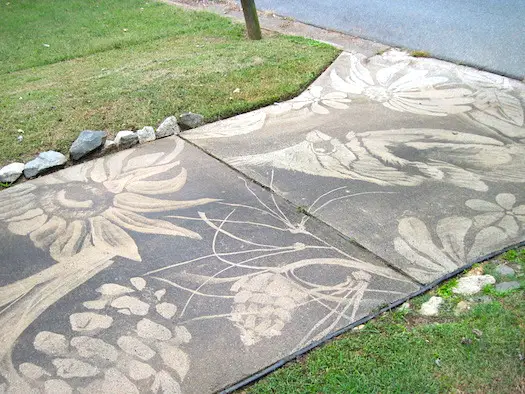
[178,134,425,286]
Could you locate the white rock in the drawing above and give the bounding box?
[111,296,150,316]
[70,312,113,332]
[115,130,138,149]
[44,379,73,394]
[130,277,146,291]
[137,318,172,341]
[156,116,180,139]
[0,162,24,183]
[420,296,443,316]
[137,126,156,144]
[97,283,134,296]
[118,309,132,315]
[71,336,118,363]
[19,362,50,380]
[454,300,471,316]
[452,275,496,295]
[34,331,69,356]
[156,302,177,319]
[53,358,99,378]
[126,359,156,381]
[117,336,156,361]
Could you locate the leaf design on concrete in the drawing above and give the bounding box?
[394,195,524,281]
[147,178,416,351]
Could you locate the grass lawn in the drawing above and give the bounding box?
[0,0,339,166]
[244,249,525,394]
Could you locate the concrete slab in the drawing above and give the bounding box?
[0,137,418,393]
[185,50,525,284]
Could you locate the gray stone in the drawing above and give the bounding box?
[24,151,67,178]
[69,130,107,160]
[468,295,493,303]
[137,126,156,144]
[179,113,204,130]
[156,116,180,139]
[101,140,117,155]
[495,265,515,277]
[115,131,138,150]
[495,281,520,292]
[419,296,443,316]
[452,275,496,295]
[0,162,24,183]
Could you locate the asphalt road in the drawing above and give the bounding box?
[254,0,525,79]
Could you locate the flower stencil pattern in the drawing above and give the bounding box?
[229,273,309,346]
[466,193,525,237]
[289,86,351,115]
[0,144,214,263]
[330,53,474,116]
[18,278,191,394]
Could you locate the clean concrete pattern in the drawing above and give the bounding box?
[186,50,525,284]
[0,137,417,393]
[253,0,525,79]
[1,49,525,393]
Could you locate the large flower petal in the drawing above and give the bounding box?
[311,102,330,115]
[436,216,471,262]
[114,193,217,213]
[465,199,503,213]
[495,193,516,210]
[397,217,458,270]
[8,214,48,236]
[330,69,364,94]
[0,189,37,220]
[497,215,519,237]
[467,226,508,260]
[472,212,504,228]
[30,216,67,249]
[123,153,164,173]
[322,99,350,110]
[103,208,201,239]
[50,220,90,260]
[125,168,187,196]
[89,216,141,261]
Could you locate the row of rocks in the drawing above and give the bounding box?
[418,262,521,317]
[0,113,204,183]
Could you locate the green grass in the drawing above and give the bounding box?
[0,0,339,165]
[244,249,525,394]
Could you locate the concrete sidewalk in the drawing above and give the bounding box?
[1,50,524,393]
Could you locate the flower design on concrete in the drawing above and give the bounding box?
[330,53,474,116]
[466,193,525,237]
[289,85,351,115]
[0,139,215,392]
[0,142,214,263]
[394,206,522,281]
[19,277,190,393]
[147,176,416,350]
[227,129,525,192]
[458,68,525,139]
[229,273,309,346]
